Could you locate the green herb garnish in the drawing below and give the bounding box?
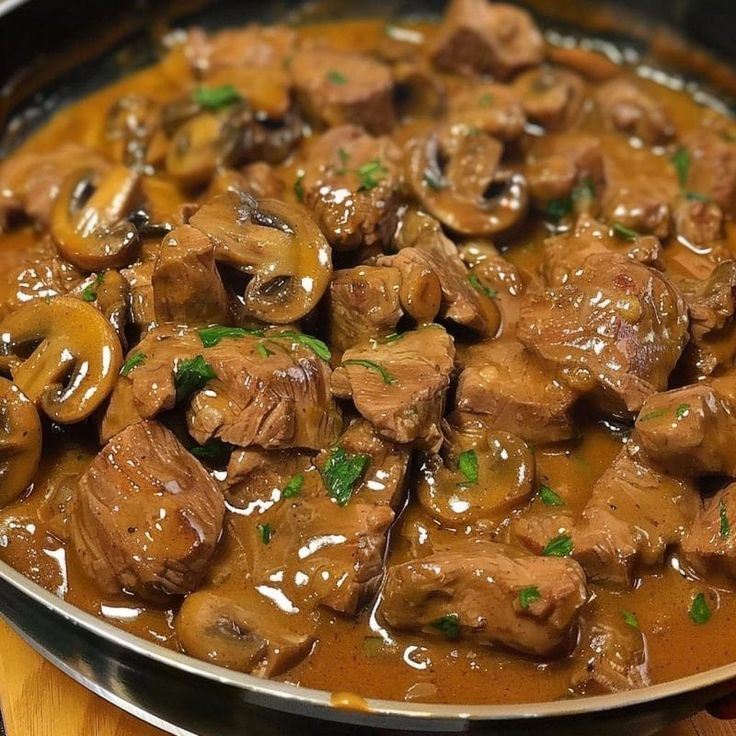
[545,197,572,221]
[539,484,564,507]
[423,169,445,191]
[468,272,497,298]
[198,325,264,348]
[274,330,331,361]
[622,610,639,629]
[542,534,573,557]
[676,403,690,419]
[610,222,639,241]
[458,449,479,485]
[685,191,711,203]
[672,146,690,188]
[689,592,711,624]
[81,272,104,303]
[337,148,351,174]
[430,614,460,640]
[356,159,388,192]
[193,84,242,110]
[257,523,273,545]
[190,438,235,465]
[479,92,494,108]
[120,352,146,377]
[257,343,274,358]
[174,355,217,403]
[637,407,667,423]
[327,70,347,85]
[343,358,396,385]
[519,586,541,610]
[321,446,370,506]
[572,178,595,201]
[294,172,305,202]
[282,473,304,499]
[720,500,730,539]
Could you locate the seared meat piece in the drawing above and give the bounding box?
[152,225,229,325]
[514,66,586,131]
[101,327,342,450]
[517,252,689,415]
[332,326,456,450]
[542,214,662,286]
[431,0,544,80]
[0,144,108,228]
[454,337,578,444]
[526,135,604,206]
[683,483,736,578]
[300,126,401,250]
[633,374,736,476]
[71,420,224,601]
[674,199,724,246]
[514,447,698,586]
[328,266,403,353]
[121,259,156,332]
[681,127,736,215]
[571,605,650,694]
[447,82,526,141]
[595,77,675,145]
[290,48,396,134]
[380,541,587,657]
[379,216,500,336]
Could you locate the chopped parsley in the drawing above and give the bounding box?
[544,197,573,221]
[174,355,217,403]
[423,169,445,191]
[672,146,690,188]
[337,148,351,174]
[356,159,388,192]
[622,610,639,629]
[572,178,596,201]
[539,484,564,507]
[542,534,573,557]
[478,92,494,108]
[685,190,711,203]
[120,352,146,377]
[720,500,730,539]
[81,272,104,303]
[689,592,711,624]
[274,330,331,361]
[321,446,370,506]
[610,222,639,241]
[294,172,305,202]
[458,449,479,486]
[343,358,397,385]
[190,438,235,465]
[193,84,242,110]
[430,614,460,640]
[637,407,667,423]
[675,403,690,419]
[257,343,274,358]
[257,523,273,545]
[519,586,541,610]
[198,325,264,348]
[468,272,497,299]
[282,473,304,499]
[326,69,348,85]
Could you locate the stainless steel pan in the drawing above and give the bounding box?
[1,1,735,733]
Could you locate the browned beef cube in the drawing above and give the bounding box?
[682,127,736,215]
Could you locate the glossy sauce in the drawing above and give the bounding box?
[2,16,736,706]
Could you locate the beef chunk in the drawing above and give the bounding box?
[447,82,526,141]
[379,215,500,336]
[681,127,736,215]
[121,259,155,332]
[514,448,698,586]
[71,421,224,601]
[300,126,401,250]
[571,605,650,694]
[290,48,395,134]
[526,135,604,206]
[683,483,736,578]
[332,326,455,450]
[517,252,689,415]
[674,199,724,246]
[633,374,736,477]
[380,541,587,657]
[542,214,662,286]
[514,66,586,131]
[0,144,108,228]
[595,77,675,145]
[152,225,229,325]
[431,0,544,80]
[101,327,341,450]
[454,337,578,444]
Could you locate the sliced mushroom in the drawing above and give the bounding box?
[0,297,123,423]
[0,377,42,507]
[189,191,332,323]
[50,165,140,271]
[407,127,529,236]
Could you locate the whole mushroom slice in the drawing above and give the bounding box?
[0,377,42,507]
[189,191,332,324]
[0,297,123,424]
[406,127,529,236]
[50,164,141,272]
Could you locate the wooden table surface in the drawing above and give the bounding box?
[0,619,734,736]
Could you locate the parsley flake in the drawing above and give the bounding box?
[458,449,479,486]
[689,592,711,624]
[120,352,146,377]
[174,355,217,403]
[274,331,331,361]
[539,484,564,507]
[327,70,347,85]
[572,178,596,201]
[430,614,460,640]
[479,92,494,107]
[321,447,370,506]
[198,325,264,348]
[519,586,541,609]
[294,172,305,202]
[545,197,573,221]
[193,84,242,110]
[190,438,234,465]
[468,272,497,298]
[610,222,639,241]
[676,403,690,419]
[81,272,104,303]
[282,473,304,499]
[343,358,397,385]
[672,146,690,188]
[720,500,730,539]
[542,534,573,557]
[356,159,388,192]
[257,343,274,358]
[685,191,711,203]
[257,523,273,545]
[622,610,639,629]
[637,407,667,423]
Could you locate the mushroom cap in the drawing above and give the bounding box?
[0,296,123,424]
[0,377,42,508]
